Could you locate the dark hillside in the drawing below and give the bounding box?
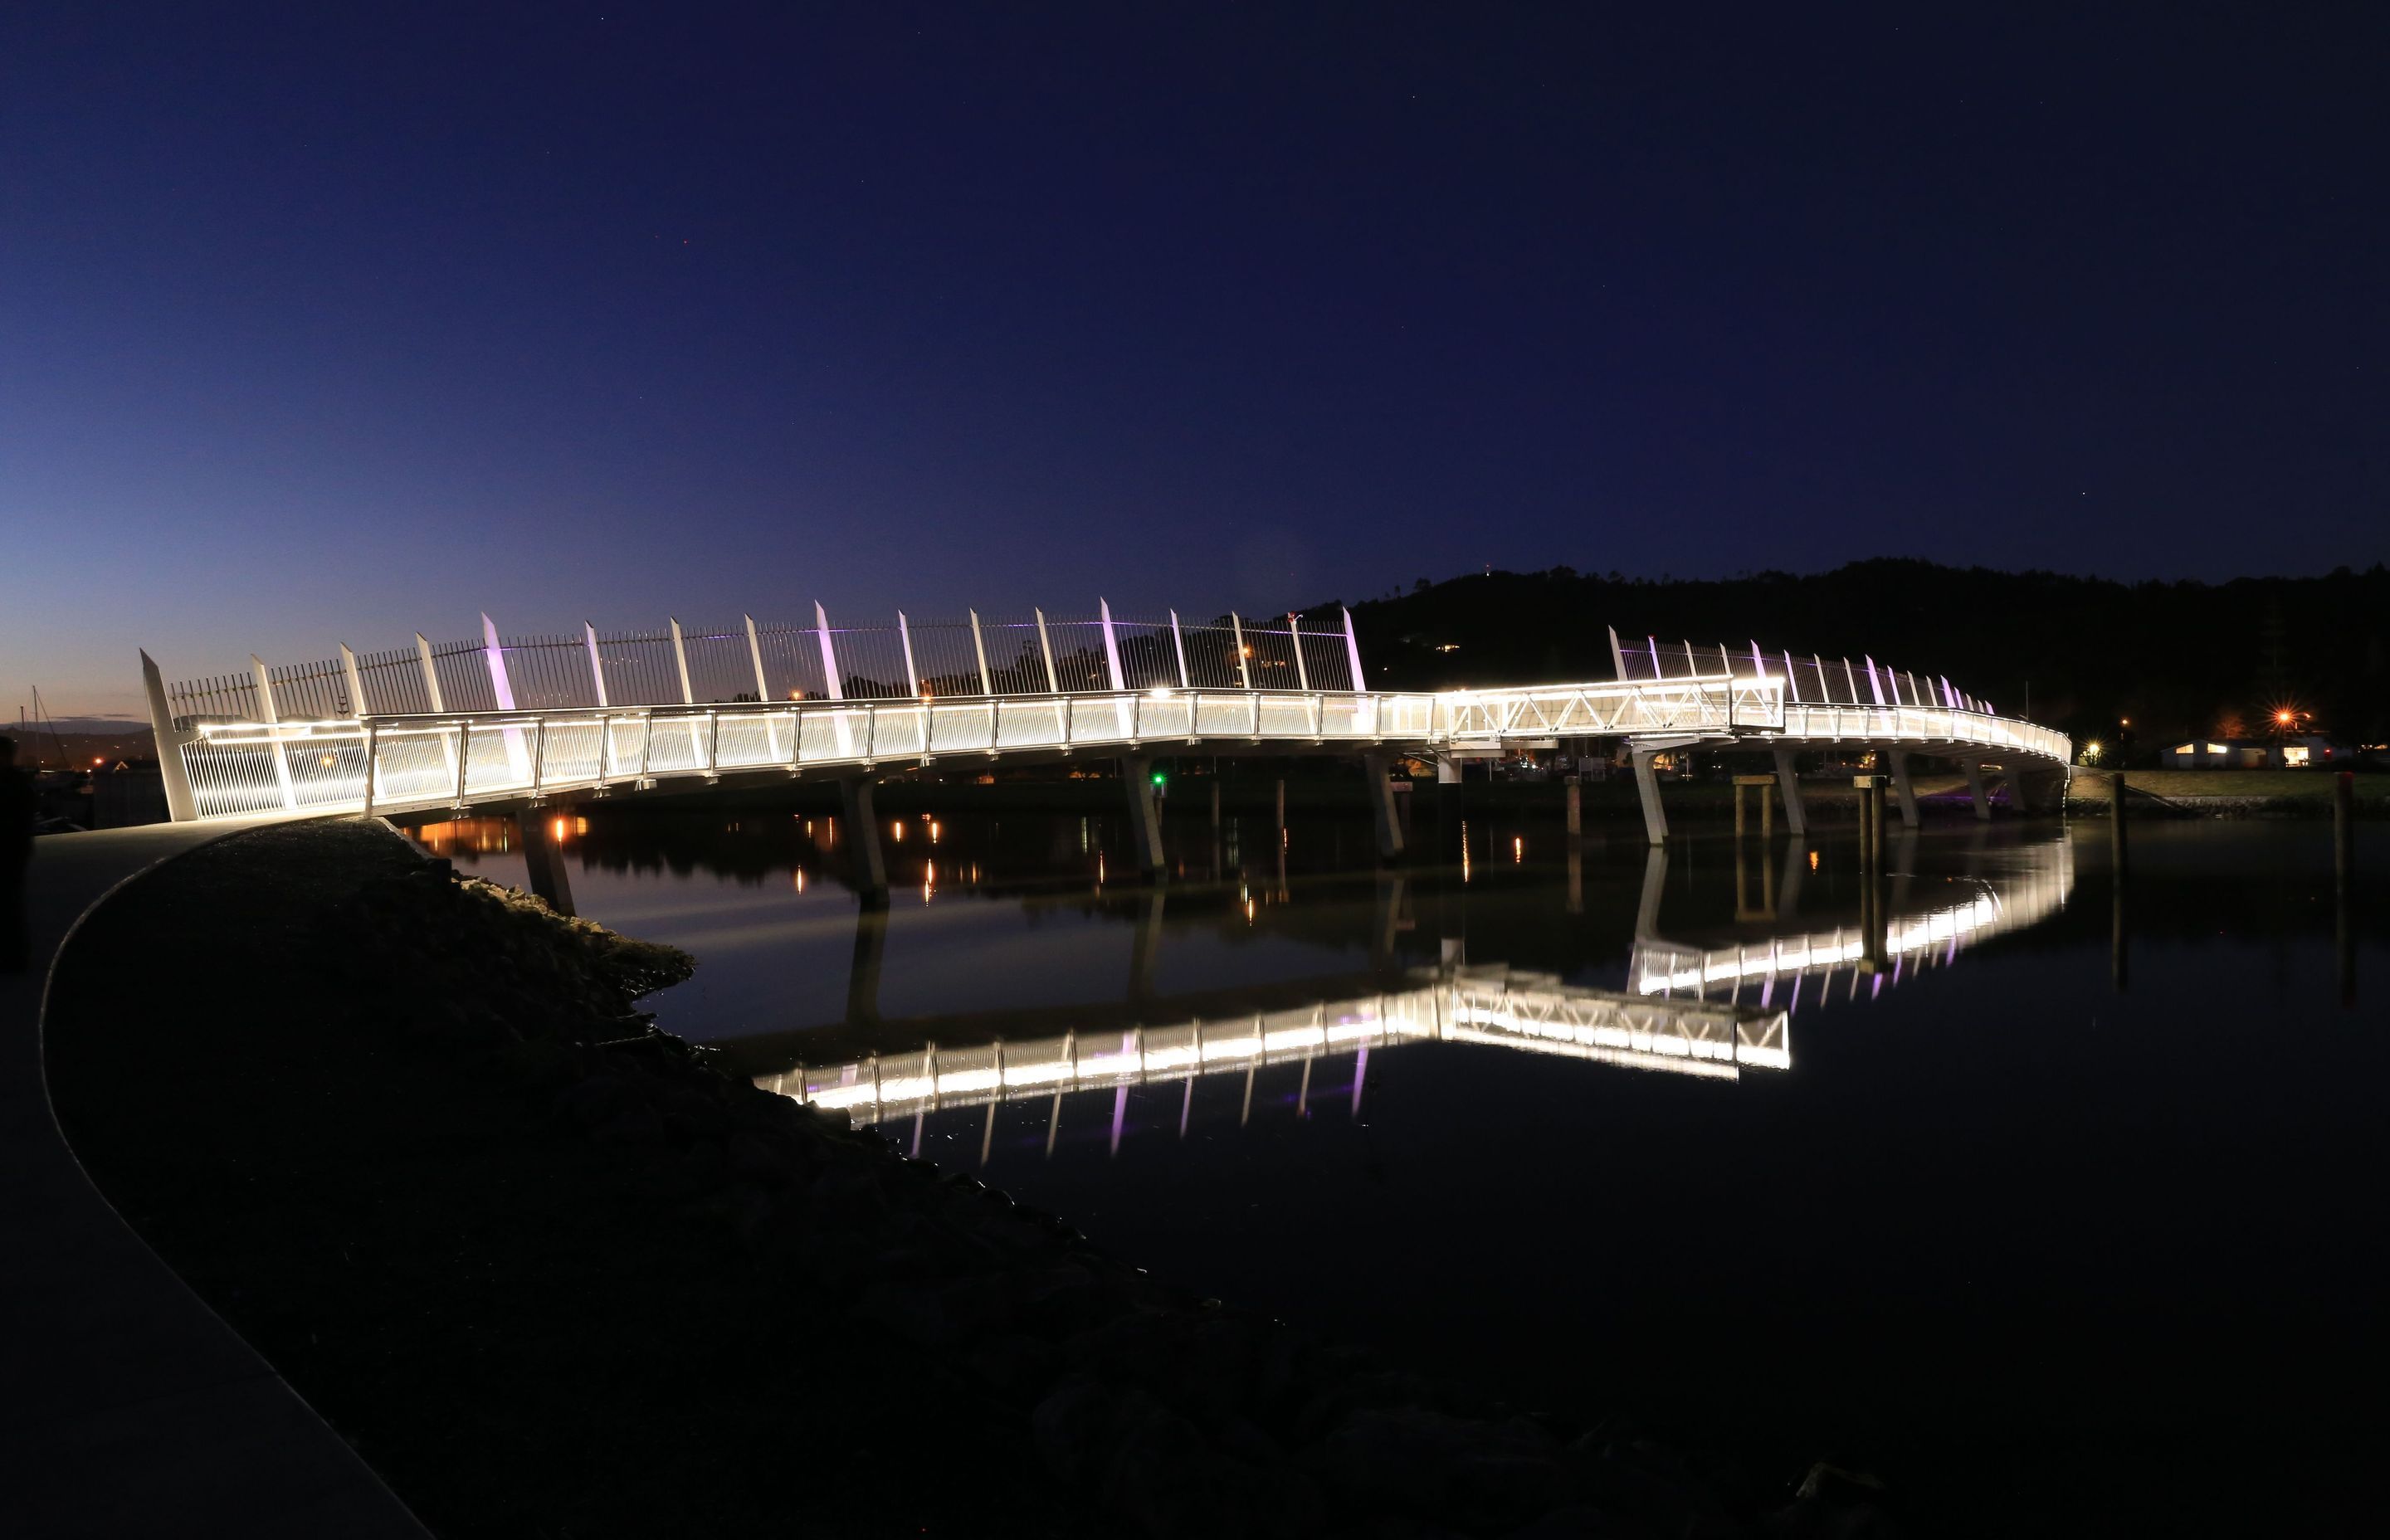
[1331,561,2390,759]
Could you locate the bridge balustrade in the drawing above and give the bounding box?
[144,602,2069,823]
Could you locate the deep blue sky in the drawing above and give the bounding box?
[6,3,2385,715]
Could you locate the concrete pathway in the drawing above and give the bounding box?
[1,818,430,1538]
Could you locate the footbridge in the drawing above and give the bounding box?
[140,601,2071,881]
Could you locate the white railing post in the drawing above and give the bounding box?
[417,631,456,788]
[339,644,368,719]
[814,603,842,699]
[745,614,770,702]
[670,617,695,704]
[1099,599,1131,735]
[139,650,199,821]
[670,616,705,763]
[483,613,532,782]
[481,614,519,710]
[816,603,852,757]
[362,718,381,818]
[1231,612,1251,690]
[585,622,609,707]
[1342,607,1364,691]
[417,632,445,711]
[970,609,993,695]
[1035,608,1060,693]
[1865,657,1885,707]
[251,654,298,810]
[1607,626,1627,680]
[1290,612,1311,691]
[747,614,784,762]
[898,611,921,697]
[1099,599,1126,690]
[1170,610,1191,690]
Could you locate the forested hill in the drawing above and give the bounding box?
[1333,560,2390,758]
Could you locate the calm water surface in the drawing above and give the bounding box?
[417,802,2388,1530]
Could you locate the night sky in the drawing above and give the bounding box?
[6,4,2385,715]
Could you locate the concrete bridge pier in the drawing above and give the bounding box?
[1961,758,1993,821]
[839,777,888,897]
[1362,751,1405,860]
[515,809,577,916]
[1631,748,1668,846]
[1773,747,1807,836]
[1629,737,1704,846]
[1886,749,1920,828]
[1119,756,1166,879]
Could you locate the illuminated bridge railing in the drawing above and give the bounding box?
[1441,675,1783,739]
[163,672,1788,821]
[1777,702,2071,763]
[764,969,1790,1128]
[145,603,2072,821]
[174,689,1443,820]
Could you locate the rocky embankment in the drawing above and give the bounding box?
[335,849,1900,1540]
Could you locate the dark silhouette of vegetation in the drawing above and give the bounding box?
[1334,560,2390,762]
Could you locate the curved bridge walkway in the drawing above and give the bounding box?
[141,600,2073,894]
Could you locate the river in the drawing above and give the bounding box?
[412,798,2385,1526]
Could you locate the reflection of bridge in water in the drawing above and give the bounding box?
[756,832,2075,1154]
[768,970,1790,1133]
[1627,832,2076,1011]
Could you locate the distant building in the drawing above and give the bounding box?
[2165,736,2336,769]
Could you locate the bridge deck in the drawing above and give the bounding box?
[156,675,2069,824]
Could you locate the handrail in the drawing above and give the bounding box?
[161,672,2068,823]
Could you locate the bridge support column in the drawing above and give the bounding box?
[1772,747,1807,836]
[1963,758,1992,821]
[1887,750,1920,828]
[516,808,577,916]
[1121,756,1166,878]
[1631,748,1668,846]
[839,777,887,897]
[1363,751,1405,860]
